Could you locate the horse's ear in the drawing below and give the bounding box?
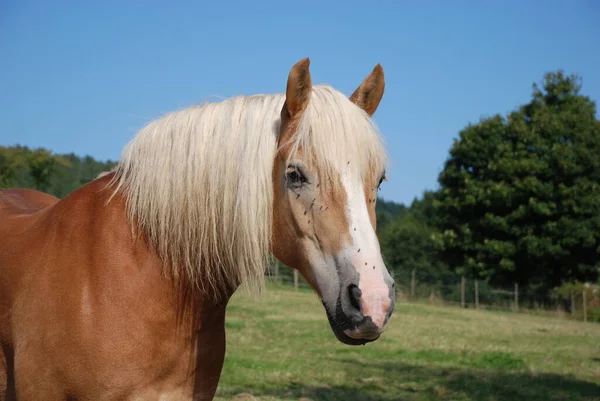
[284,58,312,118]
[349,64,385,116]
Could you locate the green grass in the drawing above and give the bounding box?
[214,283,600,401]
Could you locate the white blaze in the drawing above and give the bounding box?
[340,171,392,329]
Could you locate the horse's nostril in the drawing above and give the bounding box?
[348,284,362,312]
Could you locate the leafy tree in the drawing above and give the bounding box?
[435,70,600,292]
[382,213,433,275]
[27,148,68,192]
[409,190,439,225]
[0,145,116,198]
[0,146,26,187]
[376,197,407,235]
[381,194,453,287]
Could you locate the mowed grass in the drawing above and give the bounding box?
[214,283,600,401]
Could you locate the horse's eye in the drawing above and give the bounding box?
[378,174,386,190]
[286,166,307,187]
[288,170,302,182]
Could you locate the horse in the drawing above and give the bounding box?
[0,58,395,400]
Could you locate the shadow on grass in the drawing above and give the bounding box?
[220,358,600,401]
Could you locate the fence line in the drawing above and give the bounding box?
[264,264,599,323]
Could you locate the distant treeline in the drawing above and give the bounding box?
[2,69,599,318]
[0,145,116,198]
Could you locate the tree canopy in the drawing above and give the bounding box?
[0,145,116,197]
[434,71,600,290]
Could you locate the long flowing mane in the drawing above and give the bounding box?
[109,85,388,299]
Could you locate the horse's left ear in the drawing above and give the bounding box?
[285,57,313,118]
[349,64,385,116]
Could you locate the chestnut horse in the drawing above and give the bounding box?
[0,58,395,400]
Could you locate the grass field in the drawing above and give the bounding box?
[213,283,600,401]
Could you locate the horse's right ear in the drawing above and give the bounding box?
[349,64,385,116]
[283,58,312,118]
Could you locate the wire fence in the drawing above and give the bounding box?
[265,262,600,323]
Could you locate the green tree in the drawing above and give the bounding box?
[0,145,116,198]
[0,146,26,187]
[381,194,453,288]
[376,197,407,235]
[435,70,600,292]
[382,213,434,275]
[27,148,68,192]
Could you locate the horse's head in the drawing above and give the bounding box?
[271,58,395,345]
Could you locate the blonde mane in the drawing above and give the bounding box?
[109,84,388,299]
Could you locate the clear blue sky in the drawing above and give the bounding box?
[1,1,598,205]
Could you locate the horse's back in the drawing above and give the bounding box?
[0,189,59,259]
[0,188,58,218]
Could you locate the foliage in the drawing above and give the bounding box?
[380,192,453,286]
[0,145,116,198]
[0,146,26,187]
[434,70,600,291]
[551,281,586,302]
[589,306,600,323]
[375,196,406,234]
[27,148,69,192]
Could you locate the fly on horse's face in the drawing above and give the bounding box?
[272,58,395,345]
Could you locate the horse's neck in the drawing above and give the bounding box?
[74,174,231,331]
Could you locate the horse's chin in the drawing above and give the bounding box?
[323,303,379,346]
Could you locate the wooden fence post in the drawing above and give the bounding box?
[293,270,298,289]
[410,269,416,302]
[391,270,398,299]
[514,283,519,312]
[474,280,479,309]
[583,289,587,322]
[461,276,465,308]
